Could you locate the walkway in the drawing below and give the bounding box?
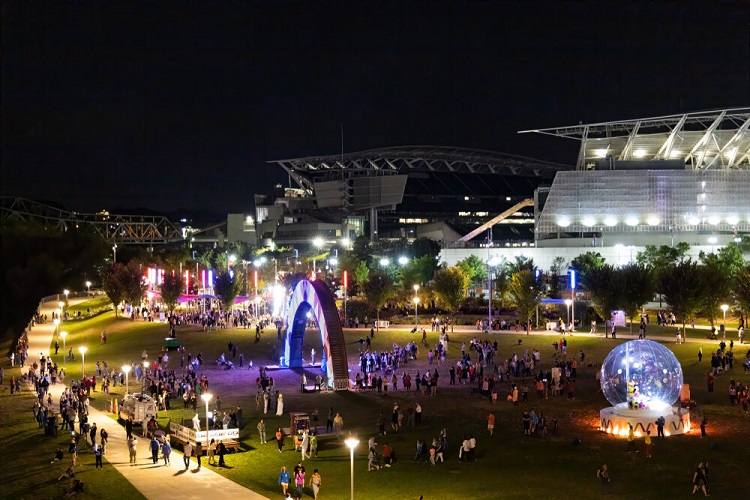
[24,300,268,500]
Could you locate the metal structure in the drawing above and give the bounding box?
[520,107,750,170]
[457,198,534,242]
[272,145,569,193]
[0,197,184,244]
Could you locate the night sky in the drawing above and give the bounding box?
[2,1,748,215]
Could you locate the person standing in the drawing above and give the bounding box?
[258,419,267,444]
[126,417,133,440]
[644,431,652,458]
[217,440,227,467]
[278,466,290,496]
[597,464,610,493]
[207,439,216,465]
[309,469,322,500]
[276,393,284,416]
[326,407,334,433]
[162,439,172,465]
[295,468,305,498]
[309,432,318,458]
[333,413,344,437]
[700,414,708,438]
[183,442,192,469]
[94,443,103,469]
[301,432,311,461]
[128,436,138,464]
[627,425,637,453]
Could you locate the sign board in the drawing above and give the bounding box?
[169,421,239,444]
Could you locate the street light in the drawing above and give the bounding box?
[60,331,68,365]
[63,289,70,302]
[312,238,324,273]
[53,318,60,336]
[201,393,213,437]
[379,258,390,267]
[344,436,359,500]
[721,304,729,326]
[488,257,501,333]
[413,285,420,327]
[79,347,87,377]
[398,256,409,265]
[121,365,131,396]
[564,299,572,331]
[85,281,92,295]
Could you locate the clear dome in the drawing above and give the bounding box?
[600,340,683,410]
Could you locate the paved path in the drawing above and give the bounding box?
[24,300,268,500]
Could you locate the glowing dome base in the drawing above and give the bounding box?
[600,404,691,437]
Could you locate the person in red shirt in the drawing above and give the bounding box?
[487,412,495,436]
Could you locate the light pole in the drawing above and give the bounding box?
[122,365,131,396]
[312,238,324,274]
[86,281,92,295]
[60,331,67,365]
[564,299,572,331]
[142,361,149,393]
[201,393,213,437]
[488,257,500,333]
[721,304,729,338]
[113,243,118,263]
[413,284,420,327]
[344,436,359,500]
[79,347,87,377]
[569,269,576,331]
[53,318,60,336]
[343,270,348,327]
[63,289,70,303]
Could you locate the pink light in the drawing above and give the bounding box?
[343,270,348,288]
[202,270,206,291]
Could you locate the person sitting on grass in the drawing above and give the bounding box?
[64,479,84,498]
[51,447,64,463]
[57,461,76,481]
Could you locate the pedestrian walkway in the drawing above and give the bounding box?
[24,300,268,500]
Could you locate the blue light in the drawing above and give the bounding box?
[569,269,576,289]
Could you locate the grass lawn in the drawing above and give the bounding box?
[0,371,144,500]
[4,299,750,499]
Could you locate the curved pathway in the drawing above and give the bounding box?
[24,300,268,500]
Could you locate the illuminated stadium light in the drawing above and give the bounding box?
[633,149,647,158]
[594,148,608,158]
[707,236,718,244]
[669,150,682,159]
[603,216,618,227]
[725,147,738,160]
[646,215,660,226]
[625,216,639,227]
[581,216,596,227]
[685,214,700,225]
[557,216,571,227]
[707,215,721,225]
[726,215,739,225]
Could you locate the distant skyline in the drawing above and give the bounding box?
[2,1,748,214]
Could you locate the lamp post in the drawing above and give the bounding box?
[344,436,359,500]
[564,299,572,331]
[569,269,576,332]
[60,331,67,365]
[86,281,92,295]
[142,361,149,393]
[201,393,213,437]
[721,304,729,326]
[53,318,60,336]
[63,289,70,303]
[122,365,131,396]
[343,270,348,327]
[413,284,420,327]
[79,347,87,377]
[487,256,500,333]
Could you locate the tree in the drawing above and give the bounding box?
[122,263,147,311]
[547,256,568,299]
[506,256,535,276]
[362,269,396,330]
[353,260,370,294]
[457,254,488,288]
[570,252,606,283]
[506,269,544,332]
[400,255,439,290]
[411,237,442,259]
[734,264,750,327]
[214,269,245,316]
[660,260,705,339]
[618,263,655,333]
[696,256,732,328]
[582,264,621,322]
[636,243,691,269]
[432,267,469,332]
[100,263,127,317]
[160,272,184,313]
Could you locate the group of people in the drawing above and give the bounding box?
[277,463,322,499]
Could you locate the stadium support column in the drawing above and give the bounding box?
[370,207,378,242]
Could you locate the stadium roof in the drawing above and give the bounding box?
[271,145,570,179]
[519,107,750,170]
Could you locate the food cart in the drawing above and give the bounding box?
[289,412,310,450]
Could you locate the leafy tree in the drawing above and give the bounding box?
[734,264,750,327]
[506,269,544,332]
[160,271,184,313]
[351,235,372,265]
[660,260,705,338]
[400,255,439,289]
[457,254,487,287]
[506,256,535,276]
[122,263,148,310]
[432,267,470,332]
[411,237,442,259]
[362,269,396,330]
[582,264,620,322]
[547,256,568,299]
[636,243,691,268]
[618,263,655,333]
[570,252,606,284]
[353,260,370,293]
[100,262,127,317]
[214,269,245,315]
[696,257,733,328]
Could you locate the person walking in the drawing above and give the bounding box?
[487,412,495,436]
[309,469,322,500]
[195,441,203,469]
[150,437,160,464]
[128,436,138,464]
[333,412,344,438]
[162,439,172,465]
[208,439,216,465]
[644,431,652,458]
[597,464,610,493]
[217,441,227,466]
[276,428,284,453]
[183,442,193,469]
[258,419,267,444]
[295,468,305,497]
[691,462,710,496]
[278,466,291,496]
[126,417,133,440]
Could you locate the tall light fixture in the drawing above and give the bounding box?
[79,347,87,377]
[85,281,92,295]
[344,436,359,500]
[60,331,68,365]
[413,284,420,327]
[121,365,131,396]
[564,299,572,330]
[569,269,577,331]
[201,393,213,438]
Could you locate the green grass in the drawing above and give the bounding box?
[0,370,144,500]
[7,310,750,499]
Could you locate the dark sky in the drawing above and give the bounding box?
[2,1,748,215]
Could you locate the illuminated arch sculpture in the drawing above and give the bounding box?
[283,279,350,390]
